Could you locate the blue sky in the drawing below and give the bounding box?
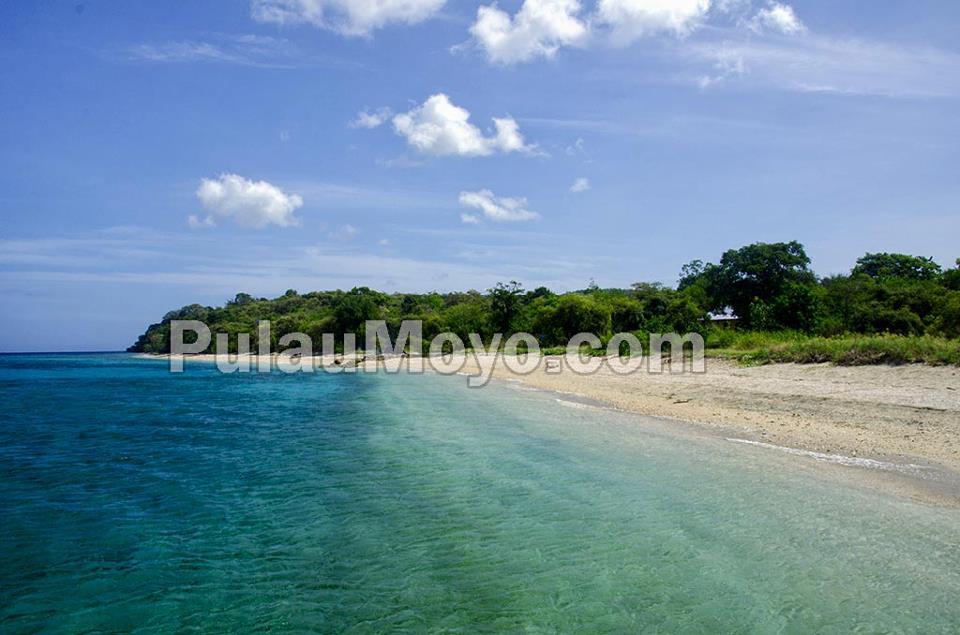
[1,0,959,351]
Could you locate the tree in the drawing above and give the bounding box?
[400,294,421,316]
[530,294,611,345]
[489,281,523,333]
[608,296,645,333]
[554,294,611,337]
[687,241,818,330]
[441,302,490,340]
[934,291,960,338]
[665,296,709,333]
[678,260,705,289]
[819,274,930,336]
[760,281,819,332]
[332,287,385,335]
[852,252,942,281]
[943,259,960,291]
[229,293,255,306]
[525,286,554,302]
[631,282,672,317]
[161,303,212,323]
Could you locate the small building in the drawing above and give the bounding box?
[708,312,740,328]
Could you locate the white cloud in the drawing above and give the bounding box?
[470,0,589,64]
[569,177,591,192]
[186,214,215,229]
[392,94,536,157]
[565,136,586,155]
[350,107,392,128]
[467,0,711,65]
[251,0,446,36]
[194,174,303,229]
[129,41,240,64]
[459,189,540,222]
[685,35,960,97]
[748,2,805,35]
[696,45,746,88]
[595,0,712,44]
[376,155,424,168]
[460,213,481,225]
[126,35,294,67]
[712,0,750,14]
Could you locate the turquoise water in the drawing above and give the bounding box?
[2,354,959,632]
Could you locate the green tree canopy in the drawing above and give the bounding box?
[942,259,960,291]
[332,287,385,335]
[128,242,960,355]
[489,281,524,333]
[852,252,942,281]
[682,241,818,330]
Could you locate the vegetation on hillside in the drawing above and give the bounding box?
[129,242,960,365]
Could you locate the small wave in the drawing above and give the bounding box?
[725,438,930,475]
[504,382,540,392]
[555,398,597,410]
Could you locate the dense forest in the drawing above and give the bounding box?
[129,241,960,356]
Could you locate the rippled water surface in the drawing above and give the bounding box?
[2,354,960,631]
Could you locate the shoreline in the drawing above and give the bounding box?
[539,387,960,508]
[138,352,960,505]
[468,354,960,506]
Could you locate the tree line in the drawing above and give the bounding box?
[129,241,960,354]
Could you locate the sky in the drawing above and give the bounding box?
[1,0,959,351]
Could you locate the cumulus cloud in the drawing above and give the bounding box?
[193,174,303,229]
[748,2,805,35]
[569,177,591,192]
[459,189,540,222]
[468,0,712,64]
[469,0,589,64]
[595,0,711,43]
[460,212,481,225]
[350,107,392,128]
[251,0,446,36]
[392,94,536,157]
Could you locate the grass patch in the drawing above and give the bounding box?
[708,332,960,366]
[539,345,610,357]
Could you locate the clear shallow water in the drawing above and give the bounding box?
[2,354,959,632]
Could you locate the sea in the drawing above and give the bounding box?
[1,353,959,632]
